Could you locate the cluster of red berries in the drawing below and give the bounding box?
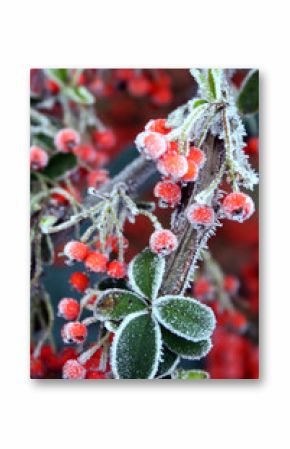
[64,240,127,283]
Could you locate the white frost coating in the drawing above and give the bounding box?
[94,288,147,321]
[104,321,119,332]
[128,251,165,301]
[156,354,180,379]
[110,311,162,379]
[152,295,216,342]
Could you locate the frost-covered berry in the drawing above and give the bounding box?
[69,272,89,292]
[85,252,108,272]
[145,118,171,135]
[187,147,206,167]
[58,298,80,321]
[222,192,255,222]
[62,359,86,379]
[149,229,178,256]
[181,160,199,182]
[64,241,89,262]
[61,321,87,344]
[186,204,215,227]
[135,131,167,160]
[157,152,188,179]
[30,146,48,171]
[107,260,127,279]
[92,129,115,149]
[87,169,109,188]
[54,128,80,152]
[154,181,181,207]
[73,144,97,163]
[223,275,240,295]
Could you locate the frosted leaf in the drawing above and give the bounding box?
[156,347,180,379]
[104,320,119,332]
[111,311,162,379]
[128,248,165,300]
[237,69,259,115]
[94,289,147,321]
[153,295,216,342]
[162,327,212,360]
[172,369,210,379]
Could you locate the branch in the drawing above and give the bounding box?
[161,133,226,296]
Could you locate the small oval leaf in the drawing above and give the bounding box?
[42,153,77,179]
[153,296,216,342]
[162,327,212,360]
[95,289,147,321]
[172,369,209,379]
[128,248,165,300]
[111,311,161,379]
[237,69,259,115]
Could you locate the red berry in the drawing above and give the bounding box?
[69,272,89,292]
[128,76,151,96]
[30,146,48,171]
[154,181,181,207]
[54,128,80,152]
[64,241,89,262]
[149,229,178,256]
[193,277,215,301]
[73,144,97,163]
[187,147,206,167]
[86,370,107,379]
[62,359,86,379]
[151,86,172,106]
[30,357,45,378]
[115,69,135,81]
[85,252,108,273]
[107,260,127,279]
[61,321,87,344]
[157,152,188,179]
[135,131,167,160]
[222,192,254,222]
[244,137,259,155]
[181,160,199,182]
[229,311,248,331]
[87,294,98,305]
[223,275,240,295]
[93,129,115,149]
[58,298,80,321]
[87,169,109,188]
[186,204,215,227]
[145,119,171,135]
[45,79,60,94]
[106,235,129,253]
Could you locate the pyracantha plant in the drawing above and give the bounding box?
[31,68,259,379]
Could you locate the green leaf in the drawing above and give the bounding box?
[162,327,212,360]
[111,311,161,379]
[153,296,216,342]
[95,289,147,321]
[42,153,77,179]
[65,86,95,105]
[237,69,259,115]
[172,369,209,379]
[156,347,179,379]
[128,248,165,300]
[45,69,69,86]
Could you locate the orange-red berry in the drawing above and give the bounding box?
[157,152,188,179]
[145,118,171,135]
[135,131,167,160]
[92,129,115,149]
[181,159,199,182]
[54,128,80,152]
[193,277,215,301]
[30,146,48,171]
[73,144,97,163]
[186,204,215,227]
[87,169,109,188]
[151,86,172,106]
[62,359,86,379]
[154,181,181,207]
[222,192,254,222]
[58,298,80,321]
[149,229,178,256]
[223,275,240,295]
[85,252,108,273]
[187,147,206,167]
[128,76,151,96]
[64,241,89,262]
[69,272,89,292]
[107,260,127,279]
[61,321,87,344]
